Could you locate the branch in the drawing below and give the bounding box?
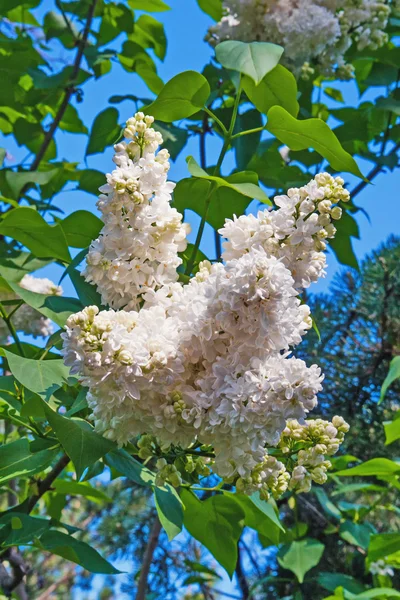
[135,516,162,600]
[36,569,75,600]
[235,544,250,600]
[26,453,70,513]
[29,0,98,172]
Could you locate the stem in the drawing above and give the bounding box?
[29,0,98,172]
[231,125,265,140]
[0,302,25,357]
[204,106,228,136]
[235,543,250,600]
[185,78,242,275]
[26,454,70,513]
[135,516,162,600]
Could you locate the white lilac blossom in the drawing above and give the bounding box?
[62,114,350,498]
[0,275,62,343]
[369,559,395,577]
[219,172,349,290]
[207,0,392,79]
[83,112,190,312]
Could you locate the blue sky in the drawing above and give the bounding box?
[3,0,400,297]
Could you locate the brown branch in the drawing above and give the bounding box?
[135,516,162,600]
[235,544,250,600]
[29,0,98,172]
[36,568,75,600]
[26,454,70,514]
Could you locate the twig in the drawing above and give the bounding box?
[235,544,250,600]
[135,516,162,600]
[26,454,70,513]
[36,569,75,600]
[29,0,98,172]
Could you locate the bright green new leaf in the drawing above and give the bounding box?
[266,106,365,179]
[278,538,325,583]
[380,356,400,403]
[1,349,71,398]
[53,480,112,503]
[354,589,400,599]
[196,0,223,20]
[128,0,170,10]
[334,458,400,477]
[368,533,400,565]
[186,156,270,202]
[60,210,103,248]
[133,15,167,61]
[44,404,116,480]
[0,208,71,263]
[181,489,245,577]
[37,530,121,574]
[384,414,400,445]
[144,71,210,121]
[86,107,121,156]
[242,65,299,117]
[154,485,184,541]
[0,439,59,485]
[215,41,284,85]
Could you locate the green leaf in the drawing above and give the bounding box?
[1,349,70,397]
[329,211,359,270]
[2,278,82,328]
[278,538,325,583]
[196,0,223,20]
[368,533,400,565]
[154,485,184,541]
[59,104,88,134]
[128,0,170,10]
[86,108,121,156]
[266,106,365,179]
[0,513,50,547]
[0,208,71,263]
[380,356,400,403]
[230,492,284,545]
[233,109,263,170]
[143,71,210,121]
[215,41,283,85]
[78,169,105,195]
[44,403,115,480]
[173,178,248,230]
[384,414,400,445]
[53,480,111,503]
[69,269,103,308]
[242,65,299,117]
[5,169,58,200]
[60,210,102,248]
[105,448,155,486]
[37,530,120,574]
[133,15,167,61]
[339,521,371,550]
[186,156,270,202]
[153,122,188,161]
[354,590,400,599]
[324,88,345,103]
[0,439,59,485]
[181,489,245,577]
[334,458,400,477]
[317,572,366,595]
